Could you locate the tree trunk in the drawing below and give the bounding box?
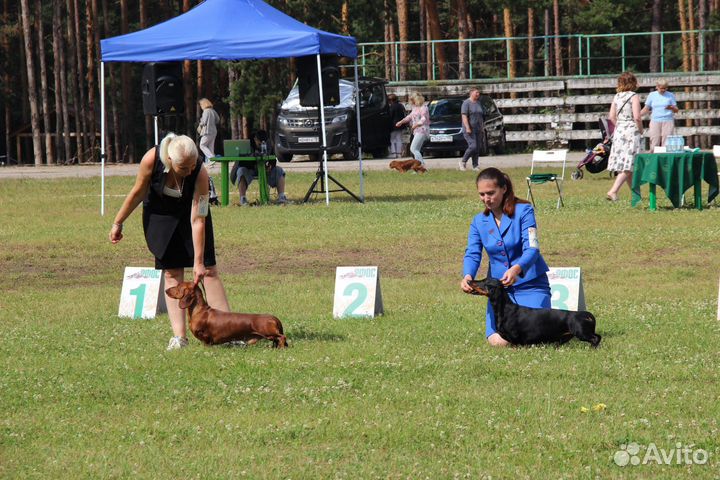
[528,8,535,77]
[101,0,119,162]
[20,0,43,165]
[182,0,193,134]
[386,13,396,81]
[52,0,65,163]
[36,0,54,164]
[457,0,468,79]
[419,0,427,79]
[503,7,516,82]
[649,0,662,72]
[553,0,563,76]
[688,0,697,71]
[708,0,717,69]
[65,0,82,163]
[197,60,204,122]
[86,0,97,161]
[2,0,11,164]
[679,0,690,71]
[396,0,408,80]
[544,9,552,77]
[119,0,130,162]
[425,0,446,80]
[73,0,88,162]
[228,65,238,139]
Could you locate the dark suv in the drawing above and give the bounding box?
[274,77,391,162]
[421,95,506,157]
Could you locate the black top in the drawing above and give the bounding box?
[142,147,216,269]
[389,102,406,130]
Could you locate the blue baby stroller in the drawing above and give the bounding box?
[571,118,613,180]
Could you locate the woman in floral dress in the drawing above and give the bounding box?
[606,72,644,202]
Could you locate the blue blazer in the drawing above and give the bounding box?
[463,202,549,285]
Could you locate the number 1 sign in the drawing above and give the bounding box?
[333,266,384,318]
[118,267,167,319]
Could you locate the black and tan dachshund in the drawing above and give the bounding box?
[468,277,601,347]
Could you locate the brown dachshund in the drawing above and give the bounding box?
[389,159,427,173]
[165,282,288,348]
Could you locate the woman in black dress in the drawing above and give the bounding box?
[109,133,230,350]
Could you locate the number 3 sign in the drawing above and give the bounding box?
[333,266,384,318]
[118,267,167,319]
[547,267,586,311]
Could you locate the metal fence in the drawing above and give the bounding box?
[358,30,720,82]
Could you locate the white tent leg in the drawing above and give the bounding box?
[316,54,329,205]
[354,63,363,202]
[154,116,159,145]
[100,61,106,216]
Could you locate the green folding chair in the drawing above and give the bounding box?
[526,149,568,209]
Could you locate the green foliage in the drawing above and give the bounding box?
[1,169,720,478]
[227,59,291,123]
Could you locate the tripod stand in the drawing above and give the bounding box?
[302,152,363,203]
[303,156,363,203]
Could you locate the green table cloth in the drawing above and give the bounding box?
[212,156,270,206]
[631,151,718,210]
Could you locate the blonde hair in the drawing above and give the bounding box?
[655,79,669,88]
[159,133,198,170]
[198,98,213,109]
[412,93,425,106]
[616,72,638,93]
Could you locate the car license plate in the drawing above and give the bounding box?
[298,137,318,143]
[430,134,453,142]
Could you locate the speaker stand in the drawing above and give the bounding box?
[302,156,363,204]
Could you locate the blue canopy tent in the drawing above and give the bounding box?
[99,0,362,213]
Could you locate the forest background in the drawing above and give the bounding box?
[2,0,719,166]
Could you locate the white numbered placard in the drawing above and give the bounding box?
[118,267,167,319]
[547,267,586,311]
[333,266,384,318]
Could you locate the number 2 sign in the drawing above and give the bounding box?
[118,267,167,319]
[333,266,384,318]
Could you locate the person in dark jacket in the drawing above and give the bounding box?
[388,94,407,158]
[109,133,230,350]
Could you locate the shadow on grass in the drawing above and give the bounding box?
[289,330,347,342]
[298,193,457,204]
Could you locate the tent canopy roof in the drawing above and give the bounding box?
[100,0,357,62]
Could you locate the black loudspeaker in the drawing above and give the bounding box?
[142,62,184,116]
[296,55,340,107]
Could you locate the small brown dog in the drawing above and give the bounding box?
[166,282,288,348]
[389,159,427,173]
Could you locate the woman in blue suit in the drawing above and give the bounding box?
[460,167,551,346]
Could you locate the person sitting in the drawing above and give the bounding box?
[230,130,288,205]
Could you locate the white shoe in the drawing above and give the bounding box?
[166,336,188,351]
[473,165,481,172]
[239,196,249,206]
[458,160,467,171]
[277,194,288,204]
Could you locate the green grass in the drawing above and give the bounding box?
[1,167,719,479]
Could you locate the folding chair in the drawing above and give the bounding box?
[526,149,568,209]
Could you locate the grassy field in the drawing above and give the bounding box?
[1,165,719,479]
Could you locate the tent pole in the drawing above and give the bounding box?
[100,61,106,216]
[154,116,159,145]
[354,63,363,202]
[316,54,330,205]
